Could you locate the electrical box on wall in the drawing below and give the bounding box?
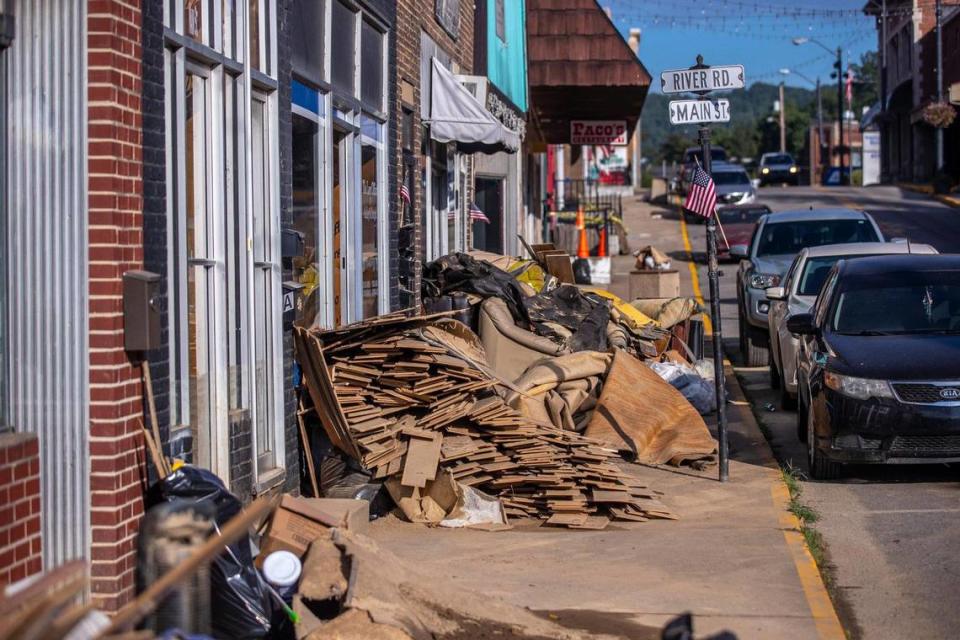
[123,270,162,352]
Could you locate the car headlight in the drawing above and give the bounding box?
[749,272,781,289]
[824,372,894,400]
[789,166,798,174]
[761,167,770,174]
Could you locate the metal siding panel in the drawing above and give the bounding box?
[6,0,89,568]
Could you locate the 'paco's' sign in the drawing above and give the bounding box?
[570,120,628,145]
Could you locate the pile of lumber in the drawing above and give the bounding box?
[294,315,675,528]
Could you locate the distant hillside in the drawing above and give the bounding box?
[641,83,817,166]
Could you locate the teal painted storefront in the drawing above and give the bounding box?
[485,0,527,112]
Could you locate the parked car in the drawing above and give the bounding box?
[712,164,757,206]
[731,208,884,366]
[790,254,960,479]
[765,242,938,409]
[677,146,728,194]
[758,152,799,186]
[716,204,772,260]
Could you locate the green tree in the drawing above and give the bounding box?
[658,132,693,164]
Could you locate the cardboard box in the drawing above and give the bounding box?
[629,269,680,300]
[258,495,370,561]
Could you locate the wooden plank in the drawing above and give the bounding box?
[400,434,443,488]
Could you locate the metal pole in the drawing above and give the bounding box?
[779,81,787,153]
[837,47,846,185]
[881,0,888,180]
[935,0,944,170]
[817,77,824,183]
[699,125,729,482]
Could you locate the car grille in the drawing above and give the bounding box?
[889,435,960,457]
[893,383,960,404]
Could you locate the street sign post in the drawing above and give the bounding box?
[665,55,742,483]
[668,99,730,125]
[661,64,745,94]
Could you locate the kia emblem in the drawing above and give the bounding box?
[940,388,960,400]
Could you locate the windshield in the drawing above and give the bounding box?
[685,149,728,164]
[713,171,750,186]
[719,207,769,224]
[756,220,879,257]
[797,254,882,296]
[764,154,793,165]
[833,274,960,335]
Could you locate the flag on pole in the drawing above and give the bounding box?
[399,182,411,204]
[845,68,854,106]
[469,202,491,223]
[683,163,717,219]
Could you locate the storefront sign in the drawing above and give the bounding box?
[570,120,627,145]
[587,145,631,186]
[661,65,745,94]
[668,99,731,125]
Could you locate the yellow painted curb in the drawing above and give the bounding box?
[771,482,846,640]
[678,211,713,335]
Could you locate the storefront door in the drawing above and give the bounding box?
[473,177,504,253]
[332,127,348,326]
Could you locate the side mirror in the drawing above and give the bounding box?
[765,286,786,301]
[729,244,749,259]
[787,313,818,335]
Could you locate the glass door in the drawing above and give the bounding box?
[332,127,349,326]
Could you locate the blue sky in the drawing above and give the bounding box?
[606,0,879,91]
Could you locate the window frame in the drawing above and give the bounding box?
[164,0,283,484]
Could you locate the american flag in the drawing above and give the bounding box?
[399,182,410,204]
[845,68,854,106]
[684,164,717,219]
[469,202,490,223]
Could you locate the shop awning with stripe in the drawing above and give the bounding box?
[428,58,520,154]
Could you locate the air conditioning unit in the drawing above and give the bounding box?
[456,74,488,105]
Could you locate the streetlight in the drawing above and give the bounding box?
[781,68,825,178]
[794,37,846,185]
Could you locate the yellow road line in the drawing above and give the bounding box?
[679,211,713,335]
[771,482,847,640]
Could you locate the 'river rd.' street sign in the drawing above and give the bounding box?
[660,65,745,94]
[668,99,731,125]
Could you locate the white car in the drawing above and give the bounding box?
[765,241,938,409]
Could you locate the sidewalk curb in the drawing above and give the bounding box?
[723,362,846,640]
[897,182,960,208]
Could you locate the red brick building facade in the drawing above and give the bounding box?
[0,434,42,587]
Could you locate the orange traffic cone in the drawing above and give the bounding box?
[576,207,589,258]
[597,226,608,257]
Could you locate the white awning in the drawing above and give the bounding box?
[428,58,520,154]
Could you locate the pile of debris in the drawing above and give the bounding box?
[295,316,675,528]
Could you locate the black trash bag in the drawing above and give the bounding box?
[422,253,531,324]
[146,465,277,639]
[522,284,610,352]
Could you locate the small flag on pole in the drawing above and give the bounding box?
[399,182,411,204]
[683,163,717,219]
[469,202,491,223]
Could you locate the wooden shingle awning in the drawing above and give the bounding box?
[527,0,652,145]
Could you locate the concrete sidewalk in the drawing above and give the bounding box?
[364,196,844,639]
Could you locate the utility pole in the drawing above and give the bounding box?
[881,0,888,181]
[836,46,846,185]
[935,0,944,171]
[779,81,787,153]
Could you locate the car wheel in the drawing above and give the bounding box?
[744,326,770,367]
[807,407,841,480]
[780,375,797,410]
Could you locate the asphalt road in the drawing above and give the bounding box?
[685,185,960,640]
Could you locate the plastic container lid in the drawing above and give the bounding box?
[262,550,302,587]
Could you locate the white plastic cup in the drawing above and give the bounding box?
[262,550,302,605]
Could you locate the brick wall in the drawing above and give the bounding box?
[0,434,42,587]
[394,0,474,295]
[87,0,146,611]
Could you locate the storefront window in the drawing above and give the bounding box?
[292,112,321,327]
[360,20,383,111]
[181,71,216,466]
[291,0,325,86]
[331,0,356,96]
[166,1,283,481]
[360,117,383,319]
